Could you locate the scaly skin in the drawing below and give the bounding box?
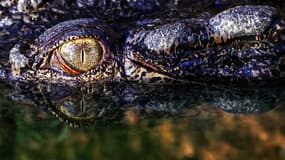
[1,1,285,84]
[6,4,285,84]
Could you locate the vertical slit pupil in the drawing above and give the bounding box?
[81,49,84,64]
[80,99,85,112]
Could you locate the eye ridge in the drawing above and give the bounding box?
[48,35,101,53]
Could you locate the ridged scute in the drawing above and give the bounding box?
[209,5,276,38]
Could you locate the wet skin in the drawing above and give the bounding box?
[0,0,284,84]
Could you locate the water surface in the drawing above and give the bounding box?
[0,80,285,160]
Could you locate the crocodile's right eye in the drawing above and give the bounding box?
[33,18,114,75]
[50,38,104,75]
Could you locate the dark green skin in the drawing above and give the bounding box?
[1,0,285,127]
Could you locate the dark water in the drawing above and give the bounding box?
[0,80,285,160]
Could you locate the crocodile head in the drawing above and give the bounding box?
[1,0,285,127]
[1,0,285,84]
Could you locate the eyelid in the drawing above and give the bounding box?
[50,49,82,75]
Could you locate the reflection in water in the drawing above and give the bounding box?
[0,80,285,160]
[9,80,285,127]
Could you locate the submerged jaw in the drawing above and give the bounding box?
[125,41,284,83]
[123,56,180,84]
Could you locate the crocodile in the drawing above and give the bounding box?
[0,0,285,84]
[1,0,285,127]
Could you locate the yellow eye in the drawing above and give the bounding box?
[50,38,104,75]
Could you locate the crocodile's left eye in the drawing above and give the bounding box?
[50,38,104,75]
[33,18,114,76]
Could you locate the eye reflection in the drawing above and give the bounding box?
[51,38,103,74]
